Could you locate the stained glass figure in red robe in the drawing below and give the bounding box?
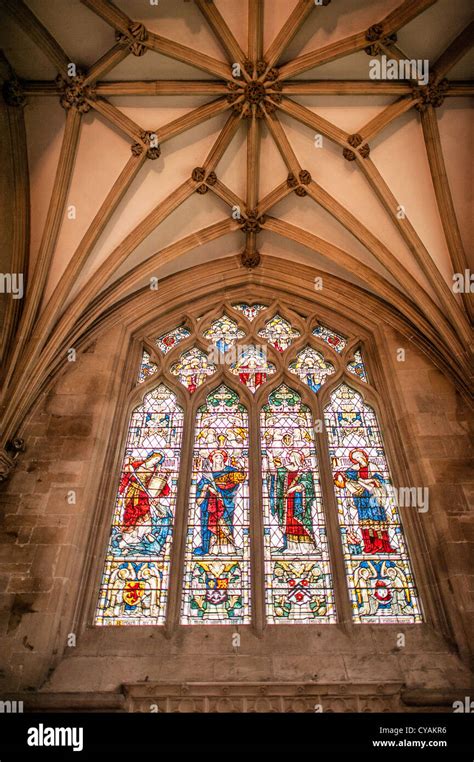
[112,451,172,556]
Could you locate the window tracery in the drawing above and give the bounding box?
[95,300,422,627]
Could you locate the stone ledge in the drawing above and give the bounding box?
[4,682,471,713]
[123,681,405,712]
[2,692,125,712]
[401,688,473,708]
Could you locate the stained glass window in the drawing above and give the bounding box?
[288,346,335,392]
[138,350,158,384]
[203,314,245,352]
[324,384,422,623]
[347,349,368,383]
[155,325,191,354]
[170,347,216,393]
[258,314,300,352]
[95,385,183,625]
[97,307,422,629]
[181,385,251,624]
[229,345,276,393]
[313,324,347,353]
[261,385,336,623]
[232,303,267,321]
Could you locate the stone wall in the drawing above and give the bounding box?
[0,318,472,710]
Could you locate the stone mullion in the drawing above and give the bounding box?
[246,318,275,634]
[249,389,266,635]
[313,388,354,627]
[165,386,199,634]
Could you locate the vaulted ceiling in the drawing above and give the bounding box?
[0,0,472,447]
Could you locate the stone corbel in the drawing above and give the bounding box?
[2,77,27,108]
[0,439,25,483]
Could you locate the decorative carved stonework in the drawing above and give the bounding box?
[122,681,405,713]
[237,58,279,82]
[2,78,26,108]
[115,23,148,57]
[9,685,467,714]
[243,59,254,76]
[227,93,241,109]
[56,74,96,113]
[287,172,299,189]
[228,99,245,115]
[0,450,16,483]
[192,167,205,182]
[268,91,282,105]
[365,24,384,43]
[264,99,278,115]
[287,170,312,196]
[227,71,283,118]
[343,136,370,161]
[0,439,25,483]
[413,79,449,112]
[240,247,261,268]
[365,32,397,56]
[348,133,363,148]
[246,81,266,104]
[343,147,357,161]
[240,209,265,233]
[192,167,217,193]
[7,438,25,454]
[131,131,161,160]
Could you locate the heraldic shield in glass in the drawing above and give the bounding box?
[261,385,336,623]
[324,384,422,623]
[95,384,183,625]
[313,324,347,353]
[155,324,191,354]
[181,385,251,624]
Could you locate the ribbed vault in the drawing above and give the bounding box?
[0,0,472,456]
